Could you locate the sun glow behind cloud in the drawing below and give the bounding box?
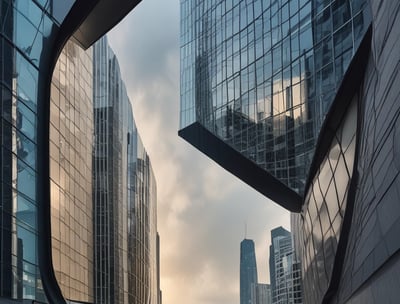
[108,1,290,303]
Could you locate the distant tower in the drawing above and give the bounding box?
[269,227,302,304]
[240,239,258,304]
[252,283,272,304]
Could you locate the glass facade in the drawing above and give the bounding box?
[0,0,77,301]
[129,126,158,304]
[179,0,369,196]
[93,36,159,304]
[50,40,94,303]
[251,283,272,304]
[179,0,400,303]
[93,36,129,304]
[1,1,154,303]
[269,227,302,304]
[240,239,258,304]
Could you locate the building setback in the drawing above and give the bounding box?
[179,0,400,303]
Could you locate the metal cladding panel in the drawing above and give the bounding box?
[332,1,400,303]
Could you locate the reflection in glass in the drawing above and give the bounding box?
[180,0,370,195]
[299,95,358,303]
[50,40,94,303]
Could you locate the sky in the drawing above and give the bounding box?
[108,1,290,303]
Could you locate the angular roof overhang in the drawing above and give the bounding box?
[71,0,142,49]
[179,122,303,212]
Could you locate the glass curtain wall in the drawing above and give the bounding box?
[0,0,76,301]
[93,36,129,304]
[180,0,370,196]
[129,126,158,304]
[93,36,159,304]
[50,40,94,303]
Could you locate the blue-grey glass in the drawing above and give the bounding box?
[179,0,370,195]
[17,193,37,229]
[17,157,36,200]
[92,37,159,304]
[0,0,78,300]
[15,53,38,112]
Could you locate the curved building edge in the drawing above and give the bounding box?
[33,0,140,303]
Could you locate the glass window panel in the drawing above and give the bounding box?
[15,1,43,27]
[282,37,291,67]
[315,8,332,42]
[333,21,353,57]
[315,0,331,13]
[290,33,300,60]
[17,99,37,142]
[14,9,44,66]
[17,129,36,170]
[333,0,351,31]
[15,53,38,112]
[299,23,312,53]
[290,0,299,16]
[16,193,37,228]
[16,156,36,200]
[335,48,353,85]
[272,45,282,74]
[17,225,37,264]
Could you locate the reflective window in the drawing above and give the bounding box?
[50,41,94,302]
[179,0,370,195]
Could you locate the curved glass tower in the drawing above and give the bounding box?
[93,36,159,304]
[0,0,142,302]
[178,1,400,304]
[179,0,370,210]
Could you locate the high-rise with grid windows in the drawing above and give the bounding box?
[0,1,151,303]
[180,0,400,302]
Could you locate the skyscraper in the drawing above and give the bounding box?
[179,0,370,210]
[269,227,302,304]
[240,239,258,304]
[93,36,159,304]
[252,283,272,304]
[179,0,400,303]
[0,1,142,302]
[50,40,95,303]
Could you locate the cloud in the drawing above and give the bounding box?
[108,1,290,303]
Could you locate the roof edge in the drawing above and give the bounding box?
[179,122,302,212]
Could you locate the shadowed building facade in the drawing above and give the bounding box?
[179,0,400,303]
